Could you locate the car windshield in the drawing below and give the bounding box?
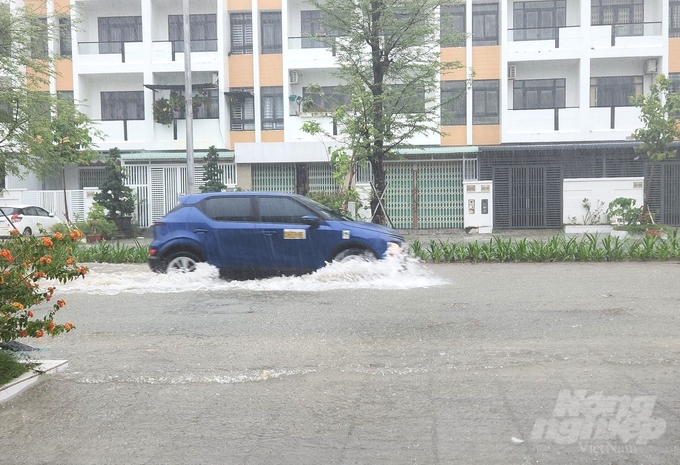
[297,196,351,221]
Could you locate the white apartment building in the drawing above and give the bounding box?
[5,0,680,229]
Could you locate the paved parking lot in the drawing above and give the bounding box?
[0,260,678,464]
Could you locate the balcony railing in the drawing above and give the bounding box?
[507,25,580,49]
[150,39,217,61]
[287,36,337,55]
[608,22,662,46]
[507,107,578,132]
[78,41,141,62]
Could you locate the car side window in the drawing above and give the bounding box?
[35,207,50,216]
[202,197,255,222]
[258,197,314,224]
[23,207,38,216]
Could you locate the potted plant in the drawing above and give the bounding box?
[76,204,117,242]
[93,147,136,238]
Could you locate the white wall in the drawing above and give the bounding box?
[563,177,644,225]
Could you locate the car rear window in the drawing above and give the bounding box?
[202,197,255,222]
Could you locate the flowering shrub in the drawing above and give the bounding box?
[0,229,87,343]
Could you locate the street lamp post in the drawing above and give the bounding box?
[183,0,195,195]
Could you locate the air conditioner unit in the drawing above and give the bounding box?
[289,70,300,84]
[644,59,658,75]
[508,65,517,80]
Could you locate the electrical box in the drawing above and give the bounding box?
[463,181,493,233]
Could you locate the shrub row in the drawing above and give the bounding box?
[408,231,680,263]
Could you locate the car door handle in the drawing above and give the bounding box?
[193,228,208,234]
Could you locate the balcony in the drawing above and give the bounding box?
[506,26,582,54]
[589,106,641,136]
[287,37,339,69]
[93,120,147,149]
[503,108,581,143]
[591,22,663,50]
[77,41,144,66]
[150,40,219,65]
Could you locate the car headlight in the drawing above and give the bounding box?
[386,241,402,255]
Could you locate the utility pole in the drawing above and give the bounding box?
[183,0,195,194]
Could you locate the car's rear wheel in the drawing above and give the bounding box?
[332,248,376,263]
[22,227,32,237]
[165,252,200,273]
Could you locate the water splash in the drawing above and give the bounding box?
[54,256,445,295]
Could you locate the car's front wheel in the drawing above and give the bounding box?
[165,252,200,273]
[332,248,376,263]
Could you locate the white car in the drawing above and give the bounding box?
[0,204,64,236]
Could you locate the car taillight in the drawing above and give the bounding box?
[149,248,157,256]
[11,214,21,222]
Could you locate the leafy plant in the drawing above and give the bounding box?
[607,197,641,226]
[200,145,226,193]
[75,203,117,238]
[0,229,85,343]
[153,97,174,125]
[93,147,135,219]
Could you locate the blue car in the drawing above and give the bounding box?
[148,192,405,279]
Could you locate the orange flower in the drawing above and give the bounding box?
[47,287,55,294]
[27,310,33,317]
[9,229,19,236]
[48,321,55,331]
[57,299,66,308]
[0,249,14,262]
[18,329,26,338]
[54,232,63,240]
[35,329,44,338]
[79,266,87,276]
[66,258,72,265]
[64,322,74,331]
[13,302,24,311]
[46,294,51,302]
[69,230,82,240]
[41,237,53,247]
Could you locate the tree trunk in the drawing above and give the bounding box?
[643,162,656,224]
[61,167,70,223]
[370,156,386,225]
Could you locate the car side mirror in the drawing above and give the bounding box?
[48,213,55,217]
[301,215,320,228]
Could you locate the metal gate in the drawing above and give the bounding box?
[384,161,465,229]
[493,165,562,228]
[662,164,680,225]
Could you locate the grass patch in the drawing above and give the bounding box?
[74,240,149,264]
[0,350,31,386]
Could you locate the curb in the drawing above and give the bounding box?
[0,360,68,403]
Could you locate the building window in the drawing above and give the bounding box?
[57,91,74,102]
[229,88,254,131]
[170,89,219,119]
[671,0,680,38]
[79,168,107,189]
[513,79,566,109]
[591,0,643,37]
[98,16,143,54]
[59,17,72,57]
[230,13,253,55]
[590,76,643,107]
[302,86,349,112]
[261,86,284,130]
[513,1,565,41]
[441,81,466,126]
[101,91,145,120]
[670,73,680,94]
[261,12,282,54]
[168,14,218,52]
[301,10,327,48]
[472,80,499,124]
[440,5,466,47]
[31,17,48,59]
[472,4,498,46]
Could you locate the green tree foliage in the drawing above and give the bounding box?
[302,0,463,224]
[0,2,99,179]
[93,147,135,218]
[200,145,226,193]
[632,74,680,221]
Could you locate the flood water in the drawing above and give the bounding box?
[53,256,446,295]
